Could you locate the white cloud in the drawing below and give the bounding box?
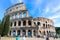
[54,23,60,27]
[48,14,60,19]
[10,0,23,4]
[41,0,60,27]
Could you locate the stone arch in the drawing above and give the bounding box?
[14,21,16,26]
[17,30,20,36]
[28,30,32,37]
[22,30,26,36]
[18,21,21,26]
[28,20,31,25]
[43,31,45,35]
[33,30,36,36]
[23,20,26,26]
[13,30,16,36]
[37,22,40,25]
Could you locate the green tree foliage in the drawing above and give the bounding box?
[55,27,60,34]
[2,15,10,36]
[56,30,60,34]
[0,18,4,35]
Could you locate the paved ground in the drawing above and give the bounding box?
[0,37,60,40]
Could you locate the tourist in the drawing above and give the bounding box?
[22,35,26,40]
[46,34,49,40]
[16,35,20,40]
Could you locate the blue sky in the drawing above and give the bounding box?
[0,0,60,27]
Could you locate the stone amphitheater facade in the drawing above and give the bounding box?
[4,2,56,37]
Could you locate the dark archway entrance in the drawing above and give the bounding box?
[33,30,36,37]
[22,30,26,36]
[17,30,20,36]
[28,30,32,37]
[13,30,16,36]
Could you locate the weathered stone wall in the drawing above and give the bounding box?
[0,37,60,40]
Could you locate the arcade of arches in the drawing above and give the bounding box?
[9,29,37,37]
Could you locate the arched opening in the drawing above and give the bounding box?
[39,31,41,33]
[20,13,22,18]
[14,21,16,26]
[37,22,40,25]
[16,14,18,18]
[28,21,31,25]
[17,30,20,36]
[10,22,12,26]
[46,21,47,23]
[24,12,26,17]
[28,30,32,37]
[22,30,26,36]
[18,21,21,26]
[47,31,48,34]
[43,31,45,35]
[43,24,45,27]
[23,21,26,26]
[46,24,47,28]
[13,30,16,36]
[33,30,36,36]
[9,31,11,35]
[34,22,36,25]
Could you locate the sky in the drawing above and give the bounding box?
[0,0,60,27]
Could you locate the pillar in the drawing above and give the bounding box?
[17,13,20,18]
[26,30,28,37]
[32,30,34,37]
[32,19,34,26]
[11,30,13,36]
[26,20,28,26]
[12,22,14,27]
[26,11,29,17]
[22,12,24,18]
[21,20,23,27]
[21,30,22,37]
[16,30,17,36]
[16,21,18,27]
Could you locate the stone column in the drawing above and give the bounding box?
[26,30,28,37]
[14,14,16,19]
[32,19,34,26]
[21,30,22,37]
[11,30,13,36]
[16,21,18,27]
[26,20,28,26]
[16,30,17,36]
[12,22,14,27]
[32,30,34,37]
[26,11,29,17]
[22,12,24,18]
[17,13,20,18]
[21,20,23,27]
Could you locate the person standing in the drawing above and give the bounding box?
[16,35,20,40]
[46,34,49,40]
[22,35,26,40]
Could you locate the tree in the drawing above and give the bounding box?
[0,18,4,36]
[56,30,60,34]
[2,15,10,36]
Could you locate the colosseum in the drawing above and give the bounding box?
[4,2,56,37]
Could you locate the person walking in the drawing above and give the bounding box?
[16,35,20,40]
[46,34,49,40]
[22,35,26,40]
